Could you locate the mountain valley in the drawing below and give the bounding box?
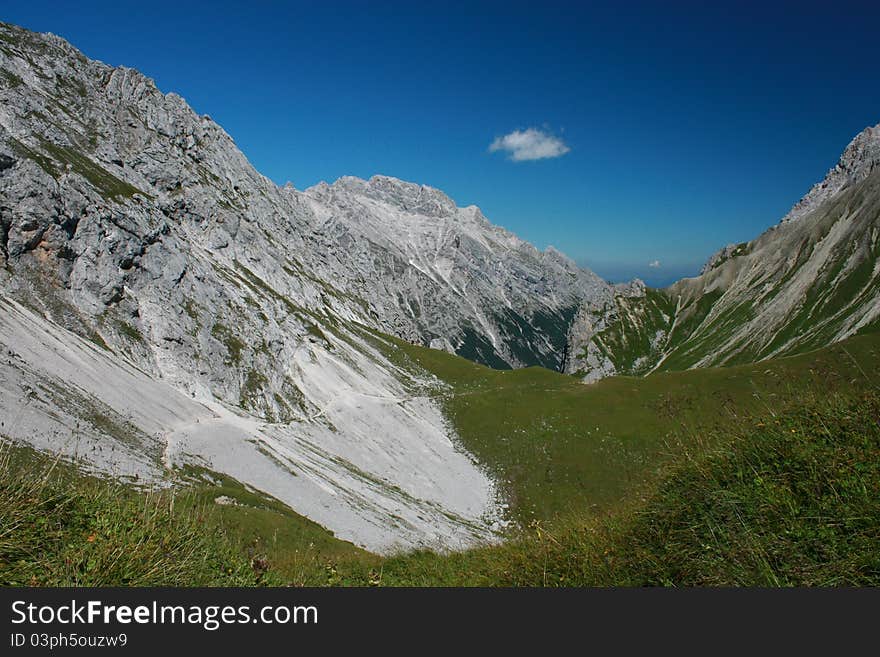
[1,20,879,565]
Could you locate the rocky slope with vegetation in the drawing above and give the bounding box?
[567,123,880,376]
[0,21,514,552]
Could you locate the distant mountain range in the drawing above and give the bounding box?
[1,20,878,551]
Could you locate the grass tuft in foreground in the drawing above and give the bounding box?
[0,449,279,586]
[613,393,880,586]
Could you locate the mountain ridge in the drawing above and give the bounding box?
[0,21,518,551]
[567,120,880,377]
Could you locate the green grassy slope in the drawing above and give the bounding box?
[0,447,373,587]
[0,449,277,586]
[336,391,880,586]
[178,466,374,585]
[3,331,878,586]
[368,329,880,525]
[670,173,879,372]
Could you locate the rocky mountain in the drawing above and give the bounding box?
[0,21,618,552]
[302,175,613,371]
[0,22,517,553]
[567,123,880,376]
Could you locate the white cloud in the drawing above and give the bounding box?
[489,128,570,162]
[648,260,661,268]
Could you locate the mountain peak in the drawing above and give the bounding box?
[316,174,459,218]
[542,245,576,267]
[781,121,880,224]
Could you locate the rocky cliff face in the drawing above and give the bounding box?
[780,124,880,225]
[0,21,621,552]
[304,175,614,371]
[0,20,616,392]
[0,21,524,552]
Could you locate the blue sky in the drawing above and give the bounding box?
[4,1,880,286]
